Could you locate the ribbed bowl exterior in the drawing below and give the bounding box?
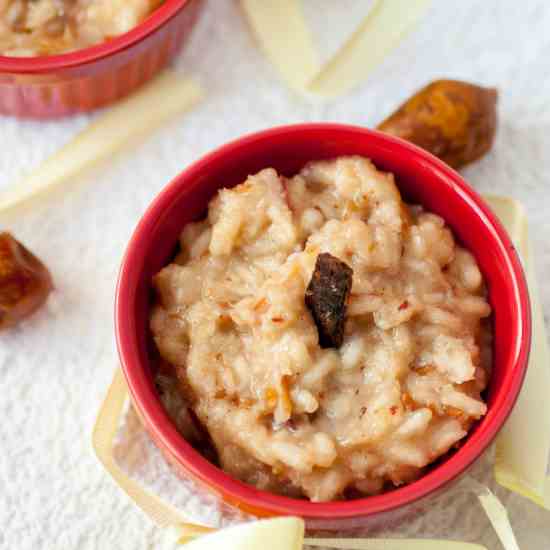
[0,0,201,118]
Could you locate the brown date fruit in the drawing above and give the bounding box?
[305,253,353,349]
[0,232,53,330]
[377,79,498,170]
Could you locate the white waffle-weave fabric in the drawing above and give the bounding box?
[1,1,550,548]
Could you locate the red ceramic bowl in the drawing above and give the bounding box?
[0,0,202,118]
[116,124,531,528]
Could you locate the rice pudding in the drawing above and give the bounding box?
[0,0,163,56]
[151,156,491,502]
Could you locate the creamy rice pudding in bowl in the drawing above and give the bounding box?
[0,0,201,117]
[116,124,530,526]
[0,0,164,56]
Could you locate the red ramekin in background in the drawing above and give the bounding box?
[116,125,531,530]
[0,0,202,118]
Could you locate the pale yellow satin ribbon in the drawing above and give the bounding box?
[240,0,433,98]
[488,199,550,512]
[0,71,202,215]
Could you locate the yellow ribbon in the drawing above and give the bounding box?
[487,196,550,511]
[240,0,433,98]
[0,72,202,215]
[92,367,202,529]
[305,540,485,550]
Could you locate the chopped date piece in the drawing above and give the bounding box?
[0,233,53,330]
[377,79,498,170]
[305,253,353,349]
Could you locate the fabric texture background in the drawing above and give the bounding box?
[1,1,549,548]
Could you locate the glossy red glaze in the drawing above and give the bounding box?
[0,0,201,118]
[116,124,531,526]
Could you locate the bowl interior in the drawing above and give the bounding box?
[0,0,190,72]
[117,124,530,519]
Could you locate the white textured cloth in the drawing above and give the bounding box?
[1,1,550,549]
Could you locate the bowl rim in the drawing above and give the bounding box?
[116,123,531,519]
[0,0,190,73]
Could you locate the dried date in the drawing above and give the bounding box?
[0,233,53,330]
[305,253,353,349]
